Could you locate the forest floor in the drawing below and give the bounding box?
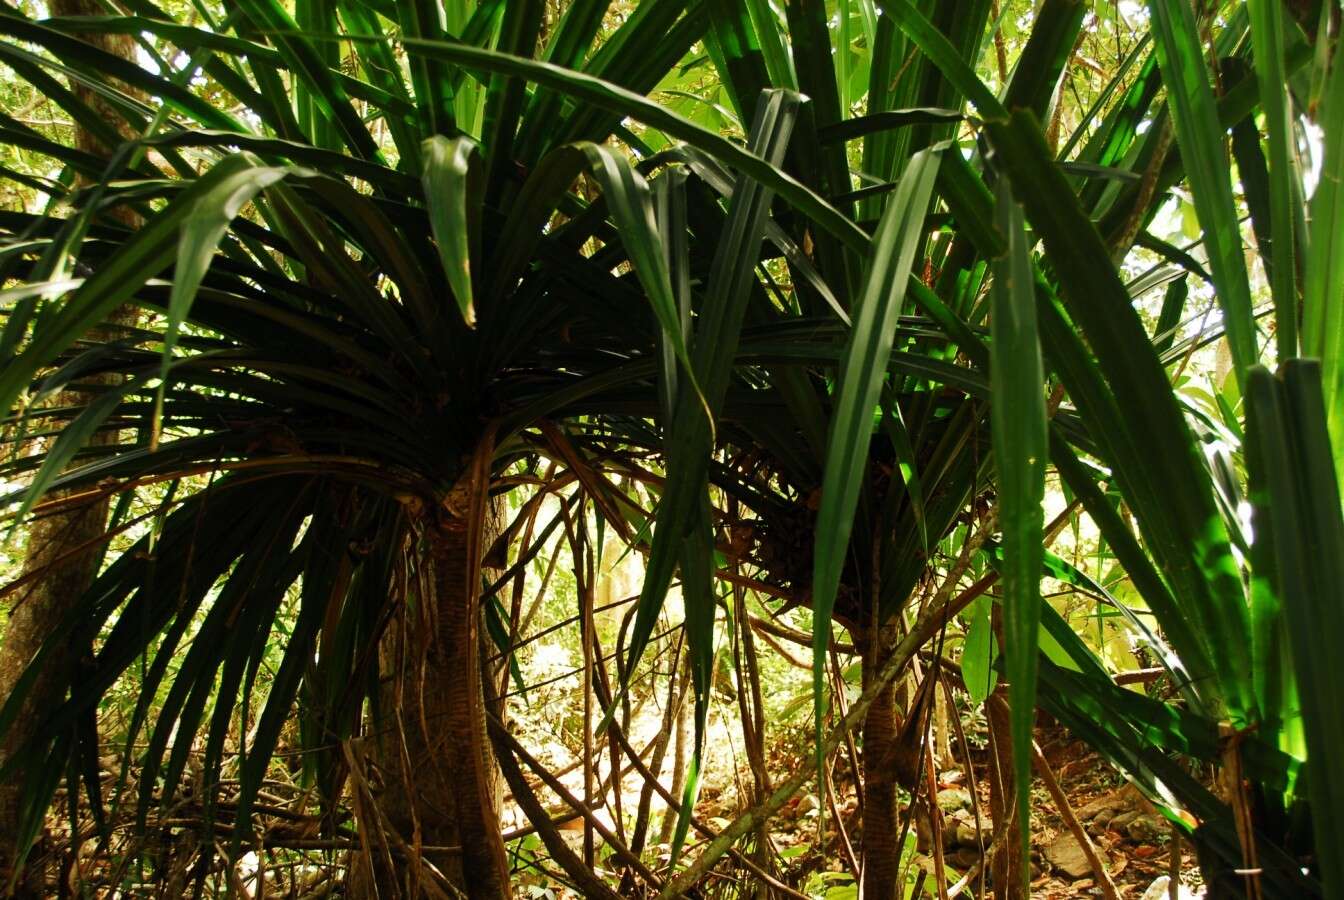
[30,723,1214,898]
[689,722,1209,899]
[1024,727,1203,898]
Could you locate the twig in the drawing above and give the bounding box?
[751,613,856,655]
[1220,724,1264,900]
[940,672,989,898]
[1170,821,1182,899]
[924,728,950,900]
[342,742,460,900]
[823,753,861,882]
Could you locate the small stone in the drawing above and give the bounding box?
[1076,787,1140,822]
[955,819,991,847]
[1109,809,1141,830]
[950,847,981,869]
[1044,832,1095,880]
[1076,795,1120,820]
[1139,877,1172,900]
[1138,876,1203,900]
[794,793,820,815]
[1127,815,1164,843]
[936,787,973,813]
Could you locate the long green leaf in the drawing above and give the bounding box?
[987,109,1253,722]
[961,595,997,704]
[422,135,483,326]
[155,161,295,439]
[625,90,800,688]
[1001,0,1085,120]
[0,155,298,416]
[881,0,1006,120]
[326,34,868,252]
[1245,362,1344,897]
[1147,0,1258,385]
[990,177,1046,884]
[810,146,941,792]
[669,497,716,867]
[1247,0,1299,361]
[1302,26,1344,502]
[230,0,383,161]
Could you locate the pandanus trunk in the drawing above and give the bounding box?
[349,491,509,898]
[858,619,938,900]
[657,656,692,849]
[0,3,140,894]
[859,622,903,900]
[987,691,1027,900]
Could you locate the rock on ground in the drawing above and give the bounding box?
[1139,875,1204,900]
[1043,832,1094,880]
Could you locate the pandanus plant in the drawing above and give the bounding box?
[0,0,984,894]
[0,1,843,894]
[1,0,1343,898]
[619,0,1344,896]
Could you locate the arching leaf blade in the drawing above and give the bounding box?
[810,146,941,799]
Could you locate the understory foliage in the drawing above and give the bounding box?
[0,0,1343,897]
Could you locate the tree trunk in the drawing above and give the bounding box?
[859,622,903,900]
[631,644,683,857]
[734,586,774,897]
[987,691,1027,900]
[0,495,111,896]
[0,3,141,894]
[348,498,510,899]
[933,681,953,769]
[987,605,1027,900]
[657,654,692,849]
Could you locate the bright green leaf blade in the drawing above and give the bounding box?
[810,146,941,793]
[990,177,1047,887]
[1147,0,1258,385]
[1245,362,1344,897]
[1302,24,1344,504]
[961,595,997,705]
[987,109,1254,721]
[422,135,483,326]
[1247,0,1299,360]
